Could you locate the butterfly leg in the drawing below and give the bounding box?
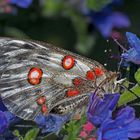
[113,78,126,93]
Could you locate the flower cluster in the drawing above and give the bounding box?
[97,106,140,140]
[88,9,130,38]
[91,0,130,37]
[69,0,130,37]
[79,121,96,140]
[84,92,140,140]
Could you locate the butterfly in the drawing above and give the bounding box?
[0,38,117,121]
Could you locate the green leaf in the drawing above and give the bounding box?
[118,68,140,106]
[24,128,39,140]
[13,130,21,137]
[118,84,140,106]
[86,0,112,11]
[43,0,64,16]
[135,68,140,84]
[63,113,86,140]
[13,130,24,140]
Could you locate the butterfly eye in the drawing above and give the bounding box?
[28,67,43,85]
[62,55,75,70]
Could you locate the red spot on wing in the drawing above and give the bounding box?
[66,89,80,97]
[29,78,40,85]
[95,67,104,76]
[28,67,43,85]
[73,77,83,86]
[86,70,95,80]
[62,55,75,70]
[36,96,46,105]
[41,104,48,113]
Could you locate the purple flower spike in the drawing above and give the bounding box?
[87,93,120,126]
[10,0,32,8]
[97,106,140,140]
[121,32,140,64]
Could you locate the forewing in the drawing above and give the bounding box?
[0,38,107,120]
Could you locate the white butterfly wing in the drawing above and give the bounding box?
[0,38,108,120]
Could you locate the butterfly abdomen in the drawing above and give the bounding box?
[50,94,89,114]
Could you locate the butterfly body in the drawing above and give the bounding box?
[0,38,117,120]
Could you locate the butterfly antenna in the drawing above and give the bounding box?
[117,51,124,73]
[112,37,127,73]
[113,38,127,52]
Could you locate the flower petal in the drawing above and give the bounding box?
[87,93,120,126]
[10,0,32,8]
[128,119,140,138]
[0,111,8,134]
[35,114,69,133]
[97,106,140,140]
[116,106,135,124]
[126,32,140,53]
[79,131,88,138]
[83,121,95,133]
[90,11,130,37]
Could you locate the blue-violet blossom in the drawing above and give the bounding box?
[121,32,140,64]
[87,93,120,126]
[35,114,70,134]
[87,92,140,140]
[97,106,140,140]
[10,0,32,8]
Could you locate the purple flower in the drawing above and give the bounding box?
[10,0,32,8]
[67,0,130,37]
[121,32,140,64]
[35,114,70,133]
[0,98,16,135]
[87,93,120,126]
[0,98,7,111]
[111,0,123,5]
[89,10,130,37]
[0,111,8,134]
[0,110,15,133]
[97,106,140,140]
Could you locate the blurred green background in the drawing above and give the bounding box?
[0,0,140,71]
